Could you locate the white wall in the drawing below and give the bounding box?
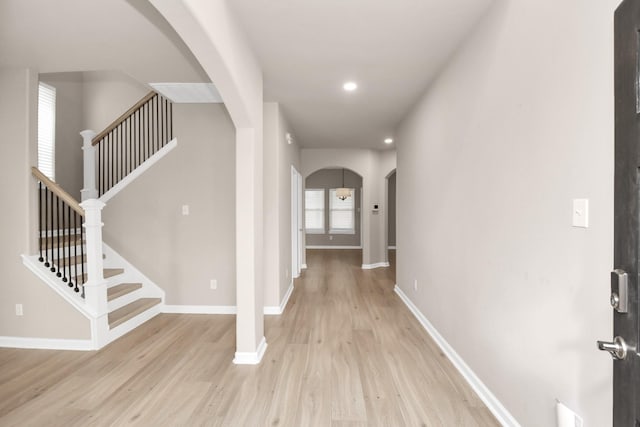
[301,149,396,267]
[0,68,89,340]
[264,103,300,308]
[396,0,617,425]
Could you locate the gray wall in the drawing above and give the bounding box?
[395,0,615,425]
[264,102,301,307]
[305,169,362,247]
[387,171,396,247]
[0,68,89,339]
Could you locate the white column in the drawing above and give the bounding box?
[80,130,98,201]
[233,127,267,364]
[80,199,107,317]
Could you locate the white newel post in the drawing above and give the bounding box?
[80,130,98,201]
[80,198,108,348]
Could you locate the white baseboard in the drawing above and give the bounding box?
[0,336,94,351]
[264,280,294,315]
[306,245,362,249]
[233,336,267,365]
[362,262,390,270]
[301,263,308,269]
[393,285,520,427]
[162,305,237,314]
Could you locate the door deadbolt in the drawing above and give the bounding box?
[597,336,629,360]
[611,269,629,313]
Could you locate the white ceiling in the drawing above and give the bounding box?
[228,0,493,149]
[1,0,492,149]
[0,0,208,84]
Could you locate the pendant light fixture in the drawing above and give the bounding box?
[335,168,352,201]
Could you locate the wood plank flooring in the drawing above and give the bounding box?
[0,249,498,426]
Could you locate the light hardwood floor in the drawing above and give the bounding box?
[0,249,498,426]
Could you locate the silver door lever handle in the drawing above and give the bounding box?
[597,336,628,360]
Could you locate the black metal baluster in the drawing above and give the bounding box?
[97,140,102,196]
[169,100,173,140]
[164,97,168,146]
[44,189,50,267]
[38,182,43,262]
[56,195,61,277]
[128,116,131,175]
[154,95,158,153]
[158,96,161,147]
[136,110,140,168]
[80,216,85,295]
[71,211,77,291]
[110,132,114,192]
[49,192,55,272]
[146,102,150,160]
[61,204,67,283]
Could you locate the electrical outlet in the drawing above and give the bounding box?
[286,268,289,279]
[15,304,23,316]
[210,279,217,290]
[182,205,190,216]
[329,235,333,241]
[414,279,418,291]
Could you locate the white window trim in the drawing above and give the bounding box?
[305,188,325,234]
[329,188,356,235]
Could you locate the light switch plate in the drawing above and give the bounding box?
[182,205,189,216]
[572,199,589,228]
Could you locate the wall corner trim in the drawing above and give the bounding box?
[394,285,521,427]
[233,336,267,365]
[0,336,94,351]
[362,262,390,270]
[162,305,237,314]
[264,280,294,315]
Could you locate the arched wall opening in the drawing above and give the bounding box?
[305,168,364,252]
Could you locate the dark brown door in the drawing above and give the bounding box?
[600,0,640,424]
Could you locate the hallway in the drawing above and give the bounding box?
[0,250,497,426]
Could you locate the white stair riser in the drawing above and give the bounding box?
[108,288,143,312]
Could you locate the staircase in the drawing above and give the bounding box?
[22,91,176,350]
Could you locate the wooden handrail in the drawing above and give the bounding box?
[31,167,84,216]
[92,91,157,146]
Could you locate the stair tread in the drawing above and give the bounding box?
[108,298,161,329]
[76,268,124,284]
[53,253,104,266]
[107,283,142,301]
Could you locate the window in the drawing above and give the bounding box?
[305,189,325,233]
[38,82,56,180]
[329,188,355,234]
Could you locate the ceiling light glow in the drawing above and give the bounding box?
[384,138,393,144]
[343,82,358,92]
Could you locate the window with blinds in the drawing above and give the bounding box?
[38,82,56,181]
[329,188,355,234]
[305,189,325,233]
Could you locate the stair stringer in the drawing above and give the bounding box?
[101,242,165,344]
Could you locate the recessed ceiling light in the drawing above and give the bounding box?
[384,138,394,144]
[343,82,358,92]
